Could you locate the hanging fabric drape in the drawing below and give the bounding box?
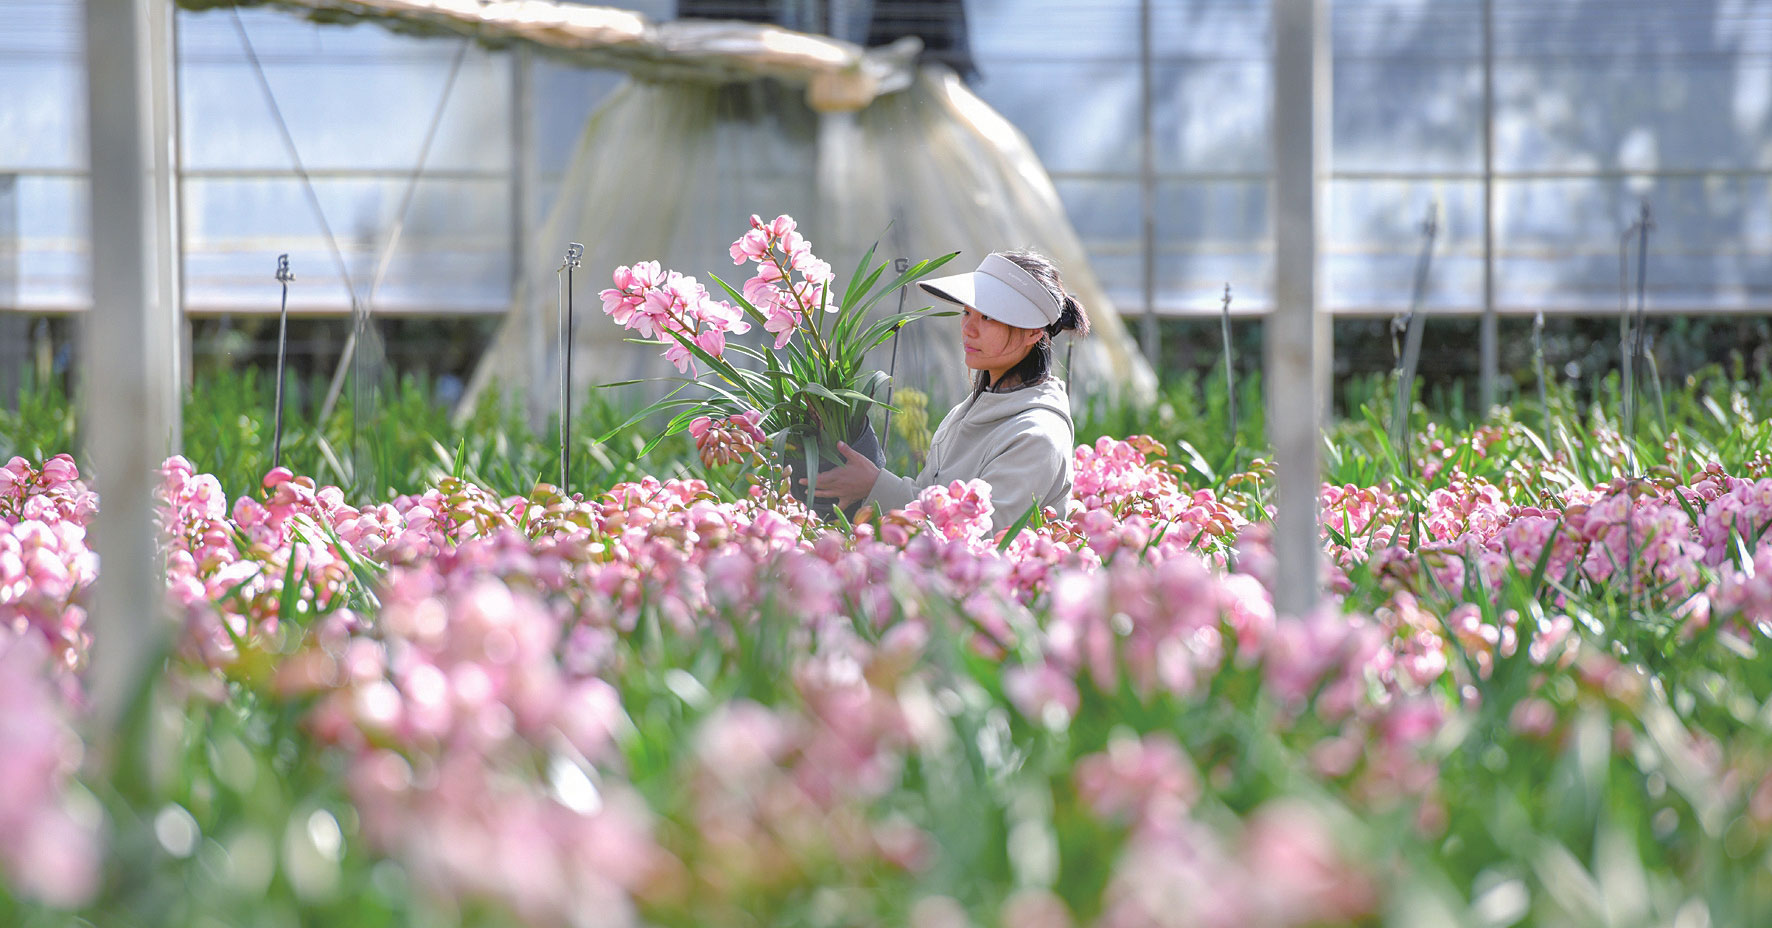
[179,0,1158,416]
[466,65,1157,417]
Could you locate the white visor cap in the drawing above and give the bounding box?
[917,253,1061,330]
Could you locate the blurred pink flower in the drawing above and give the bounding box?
[1075,732,1198,825]
[0,634,100,908]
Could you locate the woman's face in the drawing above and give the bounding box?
[960,306,1043,380]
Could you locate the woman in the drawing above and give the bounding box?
[809,250,1089,531]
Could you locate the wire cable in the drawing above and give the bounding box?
[228,8,359,305]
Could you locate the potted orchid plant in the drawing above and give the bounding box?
[595,214,957,511]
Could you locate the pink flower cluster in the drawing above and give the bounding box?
[1303,420,1772,634]
[1,455,98,679]
[6,415,1772,920]
[1070,437,1245,559]
[729,213,834,349]
[296,538,664,925]
[1071,726,1378,928]
[0,454,95,527]
[898,479,996,547]
[673,637,948,912]
[1075,732,1198,824]
[1351,472,1747,628]
[1096,797,1375,928]
[1695,475,1772,566]
[0,457,102,908]
[0,633,100,908]
[688,410,767,468]
[598,260,751,373]
[1714,541,1772,624]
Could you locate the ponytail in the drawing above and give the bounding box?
[1048,293,1090,339]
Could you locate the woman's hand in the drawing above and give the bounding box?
[800,442,880,509]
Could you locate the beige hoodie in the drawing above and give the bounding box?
[864,377,1075,531]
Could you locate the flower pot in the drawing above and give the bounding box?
[786,417,886,521]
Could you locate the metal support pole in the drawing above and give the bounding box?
[1138,0,1159,367]
[149,0,183,436]
[1479,0,1497,414]
[85,0,173,732]
[169,6,193,393]
[1269,0,1330,617]
[0,176,22,406]
[513,46,544,423]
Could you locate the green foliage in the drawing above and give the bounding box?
[6,356,1772,927]
[0,368,77,464]
[1,369,708,502]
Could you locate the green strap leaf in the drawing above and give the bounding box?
[639,406,704,458]
[708,273,772,329]
[803,439,820,512]
[996,498,1042,551]
[841,239,882,310]
[853,251,960,317]
[834,260,890,345]
[801,382,848,406]
[591,383,695,444]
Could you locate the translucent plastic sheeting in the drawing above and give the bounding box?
[466,65,1158,425]
[0,176,24,401]
[176,11,518,316]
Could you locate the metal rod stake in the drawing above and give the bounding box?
[273,254,293,470]
[1534,308,1549,438]
[1618,205,1650,461]
[1630,201,1654,436]
[1220,283,1237,445]
[1617,201,1651,620]
[881,256,909,448]
[1389,203,1439,466]
[559,242,583,491]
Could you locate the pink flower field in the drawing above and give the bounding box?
[2,425,1771,926]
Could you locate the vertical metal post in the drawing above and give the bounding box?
[1268,0,1330,617]
[1478,0,1497,414]
[513,46,544,423]
[149,0,182,447]
[0,176,22,406]
[1138,0,1159,365]
[169,1,193,392]
[85,0,173,731]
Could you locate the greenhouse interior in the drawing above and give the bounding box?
[4,0,1772,925]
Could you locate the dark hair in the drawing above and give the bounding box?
[975,250,1091,392]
